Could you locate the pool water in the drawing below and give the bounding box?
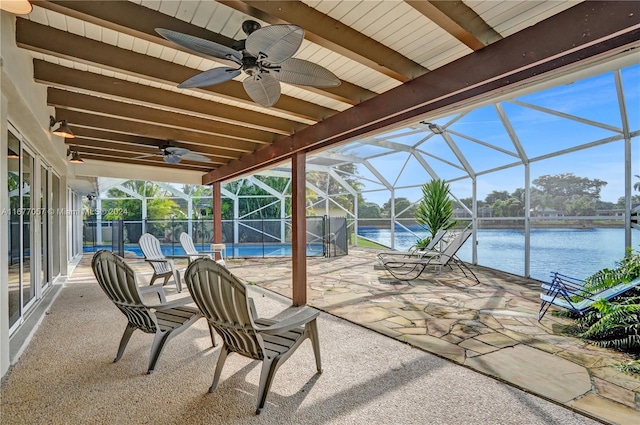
[84,243,326,258]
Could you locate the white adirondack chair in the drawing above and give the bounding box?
[139,233,183,292]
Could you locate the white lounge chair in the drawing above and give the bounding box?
[379,230,477,282]
[376,229,448,262]
[184,258,322,414]
[91,250,216,373]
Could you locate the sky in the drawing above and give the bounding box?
[345,62,640,207]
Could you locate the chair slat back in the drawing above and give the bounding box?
[139,233,170,274]
[436,230,472,266]
[180,232,198,256]
[422,229,447,252]
[185,258,263,359]
[92,250,157,333]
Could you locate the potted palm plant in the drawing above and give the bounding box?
[414,179,458,248]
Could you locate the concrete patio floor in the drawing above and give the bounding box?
[68,247,640,424]
[219,247,640,425]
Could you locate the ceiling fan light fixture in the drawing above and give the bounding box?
[0,0,33,15]
[50,116,75,138]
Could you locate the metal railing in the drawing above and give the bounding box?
[83,216,348,259]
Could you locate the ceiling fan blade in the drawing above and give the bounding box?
[181,152,211,163]
[163,154,182,164]
[177,67,241,89]
[243,74,281,107]
[164,146,191,156]
[156,28,242,64]
[131,153,157,160]
[245,24,304,64]
[273,58,341,87]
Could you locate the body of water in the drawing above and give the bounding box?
[358,227,632,282]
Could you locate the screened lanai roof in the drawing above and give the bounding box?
[272,59,639,210]
[11,1,638,191]
[95,57,639,218]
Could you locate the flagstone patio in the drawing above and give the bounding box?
[220,247,640,425]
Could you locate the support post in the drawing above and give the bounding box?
[292,152,307,306]
[213,181,222,246]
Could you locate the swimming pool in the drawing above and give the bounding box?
[84,243,326,258]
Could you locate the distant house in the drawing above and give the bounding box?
[596,209,624,217]
[531,207,564,217]
[454,206,492,218]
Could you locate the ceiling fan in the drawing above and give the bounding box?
[156,20,341,107]
[136,143,211,165]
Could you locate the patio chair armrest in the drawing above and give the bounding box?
[248,297,258,320]
[139,284,167,303]
[147,295,194,310]
[257,308,320,335]
[145,258,169,265]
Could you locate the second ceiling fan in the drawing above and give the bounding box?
[157,20,340,107]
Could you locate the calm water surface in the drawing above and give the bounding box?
[358,227,632,282]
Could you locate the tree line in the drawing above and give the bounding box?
[90,172,637,222]
[361,173,639,218]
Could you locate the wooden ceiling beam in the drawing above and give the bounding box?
[34,60,301,136]
[406,1,502,50]
[218,0,428,82]
[32,0,372,105]
[55,109,246,160]
[47,88,274,146]
[31,1,236,49]
[17,19,335,121]
[66,137,227,166]
[71,152,214,172]
[67,127,236,163]
[204,1,640,184]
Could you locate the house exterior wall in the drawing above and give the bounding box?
[1,11,69,379]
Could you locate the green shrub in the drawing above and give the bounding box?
[414,179,457,246]
[569,249,640,372]
[583,248,640,292]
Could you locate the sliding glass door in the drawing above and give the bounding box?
[40,164,49,289]
[6,125,58,333]
[7,131,21,329]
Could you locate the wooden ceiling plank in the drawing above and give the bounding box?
[56,109,247,159]
[70,127,166,147]
[31,1,237,55]
[47,87,274,145]
[74,153,214,172]
[34,60,302,135]
[406,1,502,50]
[203,1,640,184]
[32,0,370,105]
[218,0,428,81]
[17,19,334,121]
[68,127,236,161]
[66,137,228,166]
